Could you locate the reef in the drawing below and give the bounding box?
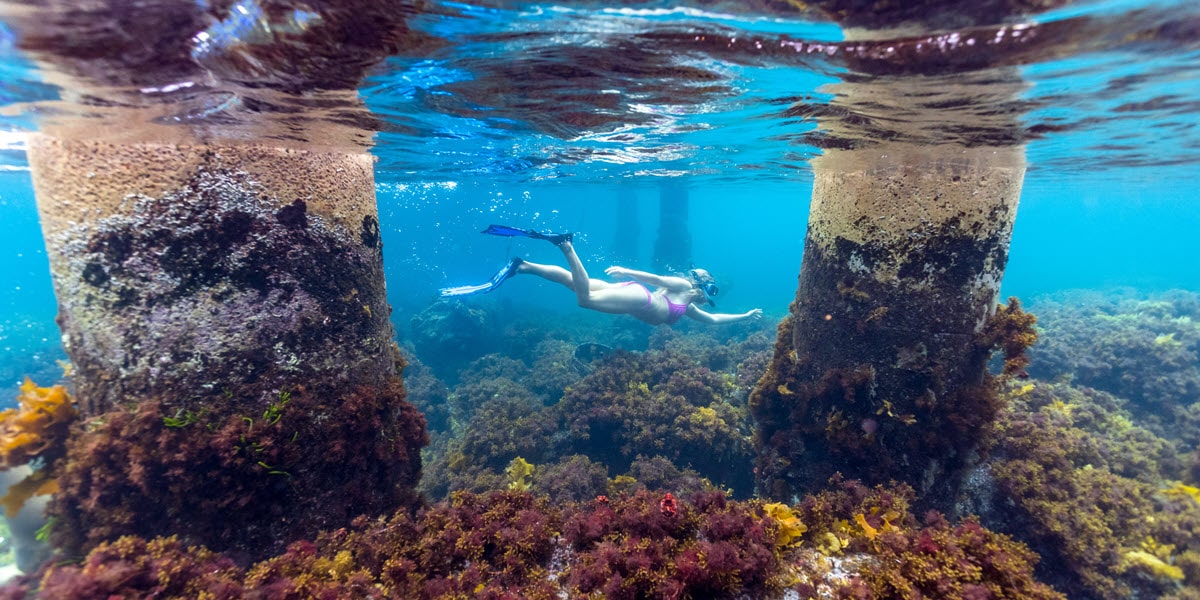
[397,354,452,437]
[561,489,780,599]
[978,380,1200,599]
[785,477,1064,599]
[45,377,427,562]
[553,348,755,494]
[8,295,1198,598]
[421,343,760,501]
[4,484,1065,600]
[1027,289,1200,444]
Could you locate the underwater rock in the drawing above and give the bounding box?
[409,300,493,377]
[980,380,1200,599]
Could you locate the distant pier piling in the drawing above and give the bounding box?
[653,182,692,272]
[613,185,640,265]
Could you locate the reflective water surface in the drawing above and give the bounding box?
[0,0,1195,182]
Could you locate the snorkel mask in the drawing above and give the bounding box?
[688,269,719,305]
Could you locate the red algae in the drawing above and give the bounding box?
[6,486,1065,600]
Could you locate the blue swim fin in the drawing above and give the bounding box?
[482,224,572,245]
[439,258,524,298]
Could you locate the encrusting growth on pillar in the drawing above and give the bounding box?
[750,145,1031,505]
[30,136,393,415]
[25,136,429,560]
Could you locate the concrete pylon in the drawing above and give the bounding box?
[29,136,396,414]
[4,1,429,559]
[613,185,640,265]
[653,182,692,272]
[751,54,1030,502]
[24,127,428,561]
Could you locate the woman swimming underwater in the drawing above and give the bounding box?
[441,225,763,326]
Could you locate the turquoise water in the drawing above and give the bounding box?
[0,0,1195,393]
[0,0,1197,388]
[0,2,1197,595]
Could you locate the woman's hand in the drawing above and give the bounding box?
[605,266,631,279]
[746,309,763,320]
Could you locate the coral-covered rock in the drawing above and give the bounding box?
[38,536,244,599]
[420,393,557,499]
[532,454,610,504]
[1028,290,1200,444]
[983,381,1200,598]
[523,339,586,404]
[246,490,562,599]
[423,343,757,501]
[14,486,1068,600]
[451,355,539,425]
[612,455,722,499]
[563,489,782,599]
[49,378,427,561]
[785,478,1063,599]
[410,301,493,377]
[399,353,452,436]
[555,349,755,495]
[861,515,1063,600]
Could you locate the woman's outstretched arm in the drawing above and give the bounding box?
[685,306,763,324]
[604,266,691,291]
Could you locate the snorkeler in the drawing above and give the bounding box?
[441,225,764,326]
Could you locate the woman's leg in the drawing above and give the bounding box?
[520,240,650,315]
[518,257,611,292]
[556,239,594,307]
[554,240,648,314]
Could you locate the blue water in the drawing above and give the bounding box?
[0,0,1198,395]
[4,157,1198,397]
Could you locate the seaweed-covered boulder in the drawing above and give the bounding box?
[1028,290,1200,443]
[409,301,492,376]
[979,381,1200,598]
